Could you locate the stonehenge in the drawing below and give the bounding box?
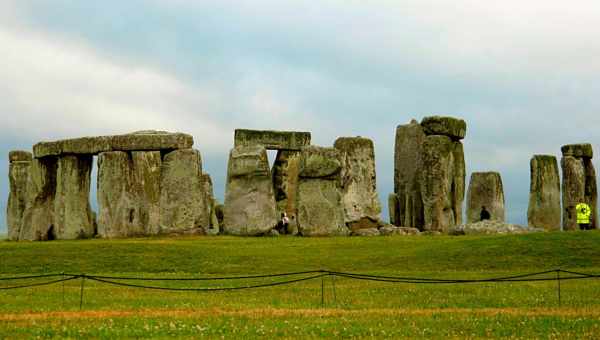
[466,172,505,223]
[391,116,466,232]
[9,131,216,241]
[528,155,561,230]
[561,144,598,230]
[6,121,600,240]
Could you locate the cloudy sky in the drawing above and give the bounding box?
[2,0,600,232]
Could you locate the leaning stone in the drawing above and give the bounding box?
[388,193,399,226]
[234,129,311,150]
[200,172,220,235]
[561,143,593,159]
[528,155,561,230]
[7,153,32,241]
[351,228,380,237]
[33,131,193,158]
[466,172,505,223]
[9,151,33,163]
[420,116,467,140]
[223,146,277,236]
[160,149,209,234]
[394,120,426,228]
[334,137,382,228]
[296,146,347,236]
[19,157,57,241]
[53,155,94,240]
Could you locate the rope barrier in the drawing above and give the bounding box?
[0,269,598,292]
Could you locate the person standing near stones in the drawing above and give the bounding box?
[480,206,491,221]
[276,212,289,234]
[576,202,592,230]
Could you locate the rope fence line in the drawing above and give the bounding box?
[0,269,599,309]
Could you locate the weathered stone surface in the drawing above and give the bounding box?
[350,228,380,237]
[7,152,32,241]
[33,131,193,158]
[54,155,94,239]
[9,150,33,163]
[299,146,342,178]
[421,116,467,140]
[272,150,301,217]
[528,155,561,230]
[561,143,593,159]
[466,172,505,223]
[160,149,210,234]
[379,225,420,236]
[393,120,426,228]
[97,151,162,238]
[562,156,586,230]
[296,146,347,236]
[223,146,277,235]
[420,135,464,232]
[561,145,598,231]
[20,158,57,241]
[334,137,382,229]
[215,203,224,229]
[234,129,311,150]
[450,221,544,236]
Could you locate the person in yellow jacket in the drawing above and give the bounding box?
[576,202,592,230]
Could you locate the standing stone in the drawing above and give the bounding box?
[393,120,426,228]
[420,135,456,231]
[7,151,32,240]
[223,146,277,235]
[54,155,94,239]
[334,137,382,230]
[561,143,598,230]
[466,172,505,223]
[272,150,301,218]
[296,146,347,236]
[528,155,561,230]
[388,193,399,226]
[160,149,209,234]
[97,151,162,238]
[393,116,466,232]
[19,157,57,241]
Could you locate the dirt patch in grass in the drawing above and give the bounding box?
[2,307,600,322]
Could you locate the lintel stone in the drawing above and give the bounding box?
[33,131,193,158]
[234,129,311,150]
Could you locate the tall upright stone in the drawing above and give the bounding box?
[419,116,466,232]
[97,151,162,238]
[296,146,347,236]
[528,155,561,230]
[466,172,505,223]
[393,120,426,228]
[160,149,210,234]
[200,172,220,235]
[20,157,57,241]
[334,137,382,230]
[223,145,277,235]
[7,151,32,240]
[54,155,94,239]
[561,144,598,230]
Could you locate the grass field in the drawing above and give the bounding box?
[1,232,600,338]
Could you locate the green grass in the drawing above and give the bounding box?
[1,232,600,338]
